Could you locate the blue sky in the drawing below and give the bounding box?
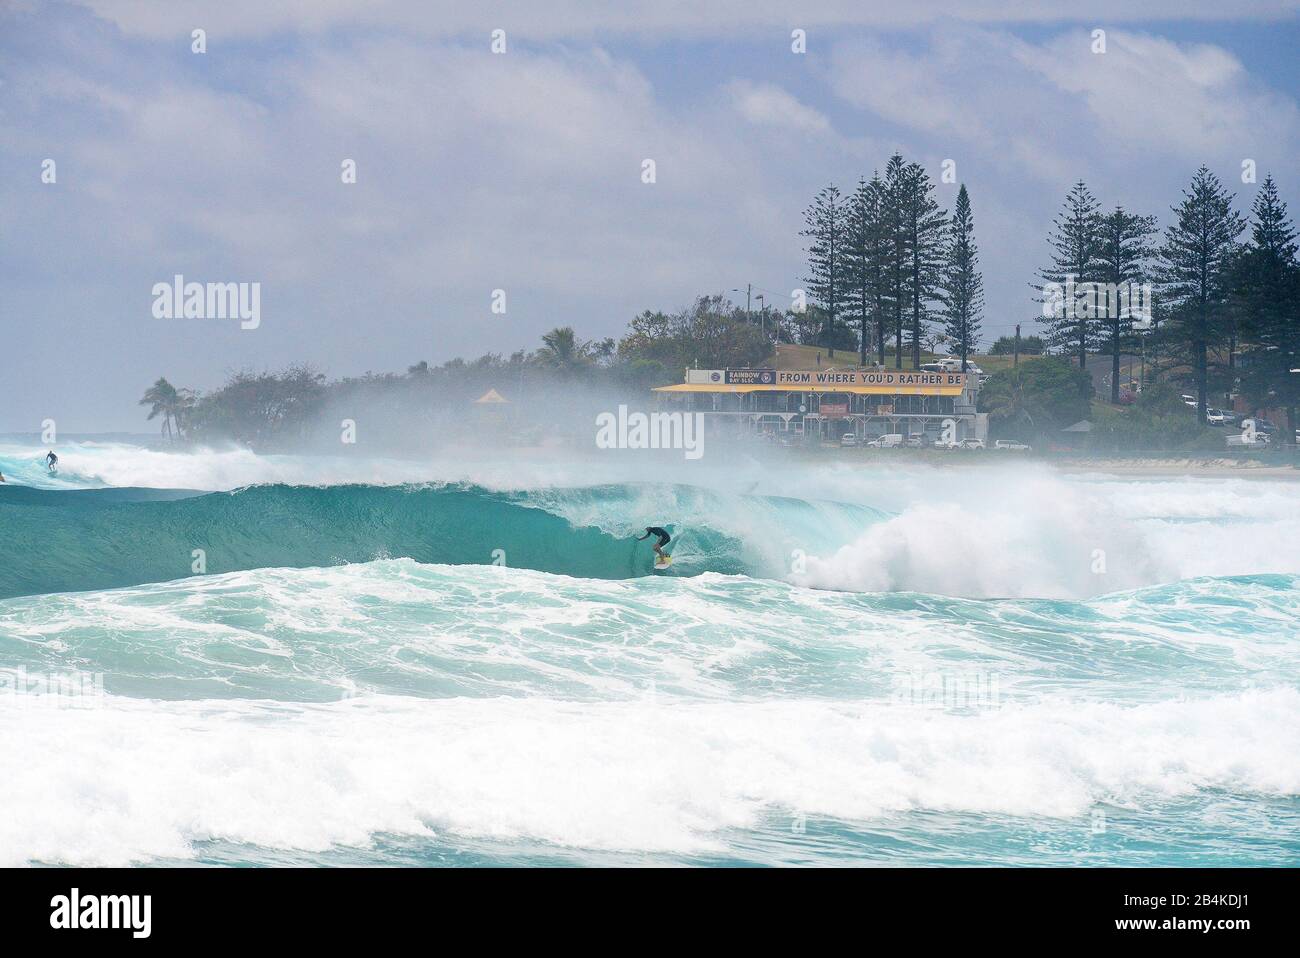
[2,1,1298,430]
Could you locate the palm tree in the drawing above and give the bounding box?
[138,377,190,441]
[537,327,588,373]
[172,388,196,440]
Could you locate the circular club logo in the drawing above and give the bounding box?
[759,371,774,384]
[710,371,722,382]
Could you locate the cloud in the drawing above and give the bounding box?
[1018,31,1300,160]
[68,0,1300,41]
[827,24,1300,185]
[0,22,819,429]
[2,3,1298,430]
[727,81,832,134]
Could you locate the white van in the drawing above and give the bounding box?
[923,359,976,375]
[867,434,903,448]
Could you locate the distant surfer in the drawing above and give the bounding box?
[45,451,58,473]
[637,526,672,560]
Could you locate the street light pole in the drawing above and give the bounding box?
[731,285,753,324]
[732,284,755,329]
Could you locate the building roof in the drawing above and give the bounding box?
[474,388,509,404]
[654,383,964,396]
[1061,419,1093,432]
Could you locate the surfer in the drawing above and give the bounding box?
[45,451,58,473]
[637,526,672,560]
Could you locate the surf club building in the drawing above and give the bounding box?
[653,367,987,445]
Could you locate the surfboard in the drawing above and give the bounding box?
[654,556,673,570]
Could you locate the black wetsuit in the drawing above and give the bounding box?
[642,527,671,547]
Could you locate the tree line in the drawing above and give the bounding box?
[140,163,1298,449]
[800,153,984,372]
[1033,168,1299,441]
[138,294,777,448]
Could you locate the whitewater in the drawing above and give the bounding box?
[1,439,1298,866]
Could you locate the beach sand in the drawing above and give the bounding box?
[1054,457,1300,478]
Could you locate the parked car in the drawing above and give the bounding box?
[959,438,986,450]
[1206,408,1228,426]
[867,434,904,448]
[994,439,1031,451]
[840,433,858,447]
[904,436,925,448]
[922,359,980,376]
[932,438,959,450]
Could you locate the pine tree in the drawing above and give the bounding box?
[801,185,846,359]
[882,155,909,368]
[844,174,893,367]
[1036,181,1102,370]
[1156,167,1247,424]
[901,161,948,369]
[869,174,896,366]
[940,185,984,371]
[1093,207,1158,403]
[844,178,873,367]
[1251,174,1298,261]
[1234,174,1300,444]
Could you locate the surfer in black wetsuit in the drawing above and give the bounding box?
[45,451,58,473]
[637,526,672,559]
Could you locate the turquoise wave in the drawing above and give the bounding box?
[0,482,884,598]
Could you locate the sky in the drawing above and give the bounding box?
[1,0,1298,431]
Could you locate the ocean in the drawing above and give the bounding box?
[1,440,1298,867]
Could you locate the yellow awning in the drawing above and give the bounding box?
[654,383,963,396]
[654,383,763,393]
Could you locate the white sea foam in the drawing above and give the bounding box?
[2,687,1296,865]
[791,469,1300,598]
